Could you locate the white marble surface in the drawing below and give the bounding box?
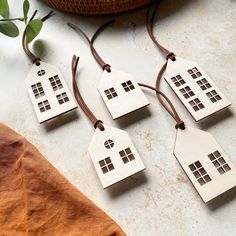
[1,0,236,235]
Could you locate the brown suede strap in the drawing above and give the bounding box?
[71,55,105,131]
[68,19,184,130]
[22,10,54,66]
[67,22,112,72]
[146,0,176,61]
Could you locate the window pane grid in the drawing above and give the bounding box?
[99,157,114,174]
[37,70,45,76]
[189,98,205,111]
[171,75,186,87]
[56,92,69,104]
[31,82,45,98]
[38,100,51,113]
[119,147,135,164]
[197,78,212,91]
[49,75,63,91]
[188,67,202,79]
[122,80,135,92]
[189,161,211,186]
[104,87,118,99]
[206,90,222,103]
[208,150,231,174]
[180,86,195,99]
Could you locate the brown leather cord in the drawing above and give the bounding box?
[71,55,105,131]
[138,83,184,129]
[146,1,185,129]
[22,10,54,66]
[146,0,176,61]
[67,22,113,73]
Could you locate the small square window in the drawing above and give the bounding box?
[189,98,205,112]
[189,161,211,186]
[122,80,135,92]
[171,75,185,87]
[104,88,118,99]
[197,78,212,91]
[31,82,45,99]
[119,147,135,164]
[99,157,114,174]
[49,75,63,91]
[206,90,222,103]
[188,67,202,79]
[208,150,231,174]
[38,100,51,113]
[56,92,69,105]
[180,86,195,99]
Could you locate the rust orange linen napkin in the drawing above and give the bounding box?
[0,123,126,236]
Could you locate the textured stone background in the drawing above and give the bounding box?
[0,0,236,235]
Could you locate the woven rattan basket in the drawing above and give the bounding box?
[42,0,151,15]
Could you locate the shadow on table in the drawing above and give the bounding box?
[43,109,79,132]
[207,186,236,211]
[116,106,152,129]
[107,171,148,198]
[197,108,234,130]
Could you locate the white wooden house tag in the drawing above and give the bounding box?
[174,126,236,203]
[165,57,231,121]
[98,69,150,119]
[25,61,78,123]
[88,124,145,188]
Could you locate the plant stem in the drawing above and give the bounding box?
[0,17,23,22]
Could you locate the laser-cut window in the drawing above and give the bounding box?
[38,100,51,113]
[206,90,222,103]
[189,161,211,186]
[49,75,63,91]
[122,80,135,92]
[119,148,135,164]
[180,86,195,99]
[56,92,69,104]
[188,67,202,79]
[171,75,186,87]
[197,78,212,91]
[99,157,114,174]
[104,140,114,149]
[31,82,45,98]
[208,151,231,175]
[37,70,45,76]
[189,98,205,111]
[104,88,117,99]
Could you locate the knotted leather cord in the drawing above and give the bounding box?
[22,10,54,66]
[68,20,184,129]
[67,22,113,72]
[71,55,105,131]
[146,1,185,129]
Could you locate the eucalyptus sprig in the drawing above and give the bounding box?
[0,0,46,44]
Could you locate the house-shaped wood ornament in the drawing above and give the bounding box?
[98,69,150,119]
[174,126,236,203]
[25,61,78,123]
[165,57,231,121]
[88,124,145,188]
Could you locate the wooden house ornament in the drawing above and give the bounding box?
[174,126,236,202]
[165,57,231,121]
[88,124,145,188]
[98,69,150,119]
[25,61,78,123]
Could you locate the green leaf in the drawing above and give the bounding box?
[0,0,8,16]
[25,19,43,44]
[0,21,19,37]
[23,0,29,23]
